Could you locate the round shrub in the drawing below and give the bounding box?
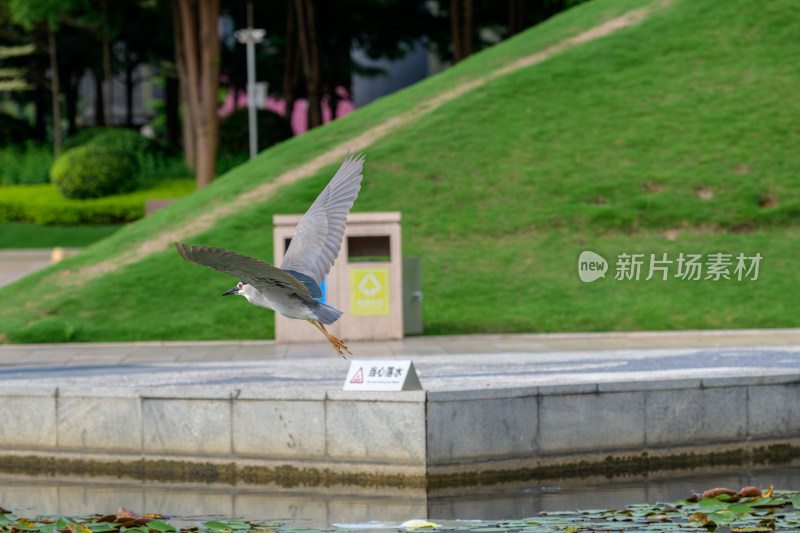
[61,127,181,182]
[56,127,101,152]
[50,145,139,199]
[63,127,172,155]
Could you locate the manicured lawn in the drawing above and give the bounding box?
[0,0,798,343]
[0,222,121,248]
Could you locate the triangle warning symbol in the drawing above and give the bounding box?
[350,367,364,384]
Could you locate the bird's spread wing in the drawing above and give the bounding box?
[279,151,365,285]
[175,243,311,298]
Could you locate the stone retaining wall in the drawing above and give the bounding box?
[1,373,799,483]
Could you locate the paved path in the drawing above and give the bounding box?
[2,329,799,391]
[0,249,53,287]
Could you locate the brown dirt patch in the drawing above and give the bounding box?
[695,186,713,200]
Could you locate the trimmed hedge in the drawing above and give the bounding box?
[0,185,144,224]
[51,145,139,199]
[0,179,194,225]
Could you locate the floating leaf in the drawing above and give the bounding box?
[121,526,151,533]
[748,497,775,507]
[147,521,176,533]
[201,522,232,533]
[708,509,737,524]
[791,493,800,510]
[5,488,800,533]
[86,522,119,533]
[698,499,726,511]
[726,504,755,515]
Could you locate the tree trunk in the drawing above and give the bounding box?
[508,0,525,35]
[294,0,322,129]
[283,0,299,122]
[33,81,47,141]
[180,78,196,172]
[101,0,113,126]
[450,0,473,63]
[165,73,180,146]
[65,70,79,136]
[124,44,134,128]
[47,28,62,157]
[450,0,462,63]
[463,0,473,57]
[171,0,195,171]
[196,0,221,188]
[174,0,221,188]
[327,88,339,120]
[94,71,105,126]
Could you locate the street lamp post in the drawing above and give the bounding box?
[234,3,266,160]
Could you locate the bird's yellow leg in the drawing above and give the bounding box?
[307,319,351,358]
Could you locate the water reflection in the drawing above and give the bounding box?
[2,462,799,528]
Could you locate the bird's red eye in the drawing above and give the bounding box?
[238,282,243,288]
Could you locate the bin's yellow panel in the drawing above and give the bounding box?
[350,267,390,316]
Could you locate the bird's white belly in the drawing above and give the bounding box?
[272,292,315,320]
[248,290,314,320]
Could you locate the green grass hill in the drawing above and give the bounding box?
[1,0,799,343]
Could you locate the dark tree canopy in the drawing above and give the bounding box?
[1,0,585,185]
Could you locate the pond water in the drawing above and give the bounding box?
[2,461,800,528]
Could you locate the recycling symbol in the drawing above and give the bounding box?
[358,273,382,297]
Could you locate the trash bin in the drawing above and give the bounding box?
[273,211,404,342]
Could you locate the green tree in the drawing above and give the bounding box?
[7,0,70,156]
[172,0,222,188]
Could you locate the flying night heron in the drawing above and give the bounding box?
[175,152,365,357]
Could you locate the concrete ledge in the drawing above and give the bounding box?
[0,389,56,450]
[57,394,141,453]
[1,373,799,483]
[2,340,800,484]
[234,399,326,458]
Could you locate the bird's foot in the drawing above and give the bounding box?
[327,333,352,359]
[308,319,352,358]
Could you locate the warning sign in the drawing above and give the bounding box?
[350,267,390,316]
[350,367,364,384]
[342,359,422,391]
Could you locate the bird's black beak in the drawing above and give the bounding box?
[222,286,239,296]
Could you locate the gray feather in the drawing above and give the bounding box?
[310,300,344,324]
[280,152,365,285]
